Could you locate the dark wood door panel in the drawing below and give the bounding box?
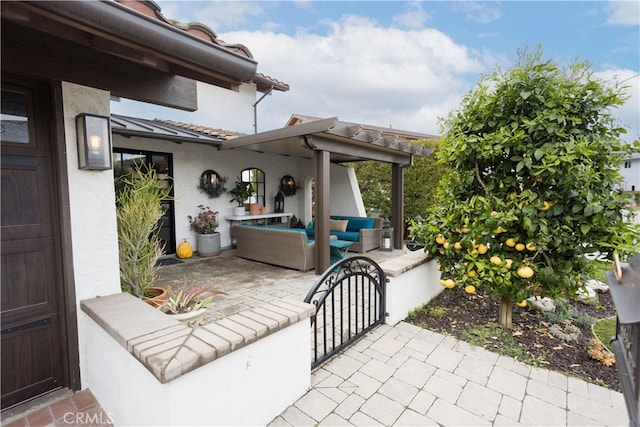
[1,77,69,409]
[1,237,54,325]
[1,154,52,241]
[1,321,61,408]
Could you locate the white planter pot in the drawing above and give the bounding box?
[196,232,220,257]
[233,206,246,216]
[171,308,207,328]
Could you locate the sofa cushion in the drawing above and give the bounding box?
[329,219,349,232]
[331,231,360,242]
[345,217,375,232]
[242,224,311,241]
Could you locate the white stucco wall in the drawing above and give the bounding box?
[384,258,443,325]
[61,82,122,384]
[111,81,258,134]
[330,164,367,217]
[84,310,311,426]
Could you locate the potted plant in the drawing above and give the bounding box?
[188,205,221,257]
[160,279,225,328]
[228,177,253,216]
[116,163,170,307]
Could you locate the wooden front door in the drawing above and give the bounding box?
[1,78,69,409]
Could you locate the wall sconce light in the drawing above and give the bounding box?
[76,113,112,170]
[279,174,297,196]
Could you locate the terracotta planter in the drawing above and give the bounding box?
[196,232,221,257]
[260,207,267,214]
[144,286,168,308]
[250,203,260,215]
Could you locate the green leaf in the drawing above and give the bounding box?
[534,148,544,160]
[580,224,591,234]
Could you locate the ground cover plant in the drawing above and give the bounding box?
[410,47,639,328]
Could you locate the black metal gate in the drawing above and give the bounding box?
[304,256,387,369]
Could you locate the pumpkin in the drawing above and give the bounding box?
[176,240,193,259]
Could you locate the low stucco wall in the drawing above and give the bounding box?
[380,251,442,325]
[81,294,313,426]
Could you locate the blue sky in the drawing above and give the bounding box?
[111,1,639,141]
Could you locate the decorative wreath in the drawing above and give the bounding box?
[279,174,297,197]
[198,170,228,199]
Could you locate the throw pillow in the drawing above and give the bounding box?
[330,219,349,232]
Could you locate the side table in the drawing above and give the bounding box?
[330,240,353,264]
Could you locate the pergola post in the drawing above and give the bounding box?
[392,163,404,249]
[314,150,331,273]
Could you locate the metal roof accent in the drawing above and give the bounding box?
[111,115,224,146]
[154,119,246,140]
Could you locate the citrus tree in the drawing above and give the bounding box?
[410,48,639,328]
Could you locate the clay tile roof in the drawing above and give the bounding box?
[154,119,246,140]
[254,72,290,92]
[117,1,288,92]
[119,0,254,58]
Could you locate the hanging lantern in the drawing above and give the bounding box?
[275,191,285,213]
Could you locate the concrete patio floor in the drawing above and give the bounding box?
[156,249,630,426]
[154,247,404,322]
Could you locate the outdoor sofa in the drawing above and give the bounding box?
[306,216,383,253]
[233,224,315,272]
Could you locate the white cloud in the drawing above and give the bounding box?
[392,1,430,29]
[605,1,640,26]
[594,69,640,143]
[218,15,485,135]
[158,1,266,32]
[451,1,503,24]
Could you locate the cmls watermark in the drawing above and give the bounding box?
[63,411,114,425]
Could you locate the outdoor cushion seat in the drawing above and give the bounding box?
[241,223,312,242]
[306,216,383,253]
[326,231,360,241]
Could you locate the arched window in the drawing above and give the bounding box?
[241,167,265,207]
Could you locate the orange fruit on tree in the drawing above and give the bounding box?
[477,244,488,254]
[526,242,537,251]
[454,241,462,250]
[517,266,534,279]
[442,278,456,288]
[538,201,553,211]
[490,256,502,266]
[436,235,445,245]
[515,243,526,251]
[505,238,516,247]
